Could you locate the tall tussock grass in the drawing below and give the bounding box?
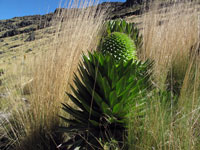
[128,1,200,149]
[141,0,199,87]
[1,0,107,149]
[1,0,200,149]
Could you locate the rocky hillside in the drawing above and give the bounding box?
[0,1,145,101]
[0,2,140,38]
[0,13,53,38]
[0,2,143,68]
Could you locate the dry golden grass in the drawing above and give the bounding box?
[1,0,200,149]
[0,0,108,149]
[128,1,200,149]
[140,1,199,87]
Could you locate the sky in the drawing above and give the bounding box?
[0,0,126,20]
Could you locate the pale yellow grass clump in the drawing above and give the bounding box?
[141,0,199,87]
[0,0,108,149]
[129,1,200,149]
[140,0,200,108]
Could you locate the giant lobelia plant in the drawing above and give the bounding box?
[59,20,153,149]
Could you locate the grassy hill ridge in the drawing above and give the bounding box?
[0,1,142,77]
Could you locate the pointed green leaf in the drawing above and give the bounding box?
[89,119,99,127]
[109,91,118,107]
[101,101,112,116]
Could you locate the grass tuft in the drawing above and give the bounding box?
[0,0,108,149]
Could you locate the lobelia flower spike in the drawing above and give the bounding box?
[98,19,142,62]
[101,32,137,62]
[106,19,142,50]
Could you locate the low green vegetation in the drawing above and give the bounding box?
[59,51,153,149]
[58,19,153,149]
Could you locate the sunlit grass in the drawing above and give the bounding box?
[0,0,107,149]
[128,1,200,149]
[0,0,200,149]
